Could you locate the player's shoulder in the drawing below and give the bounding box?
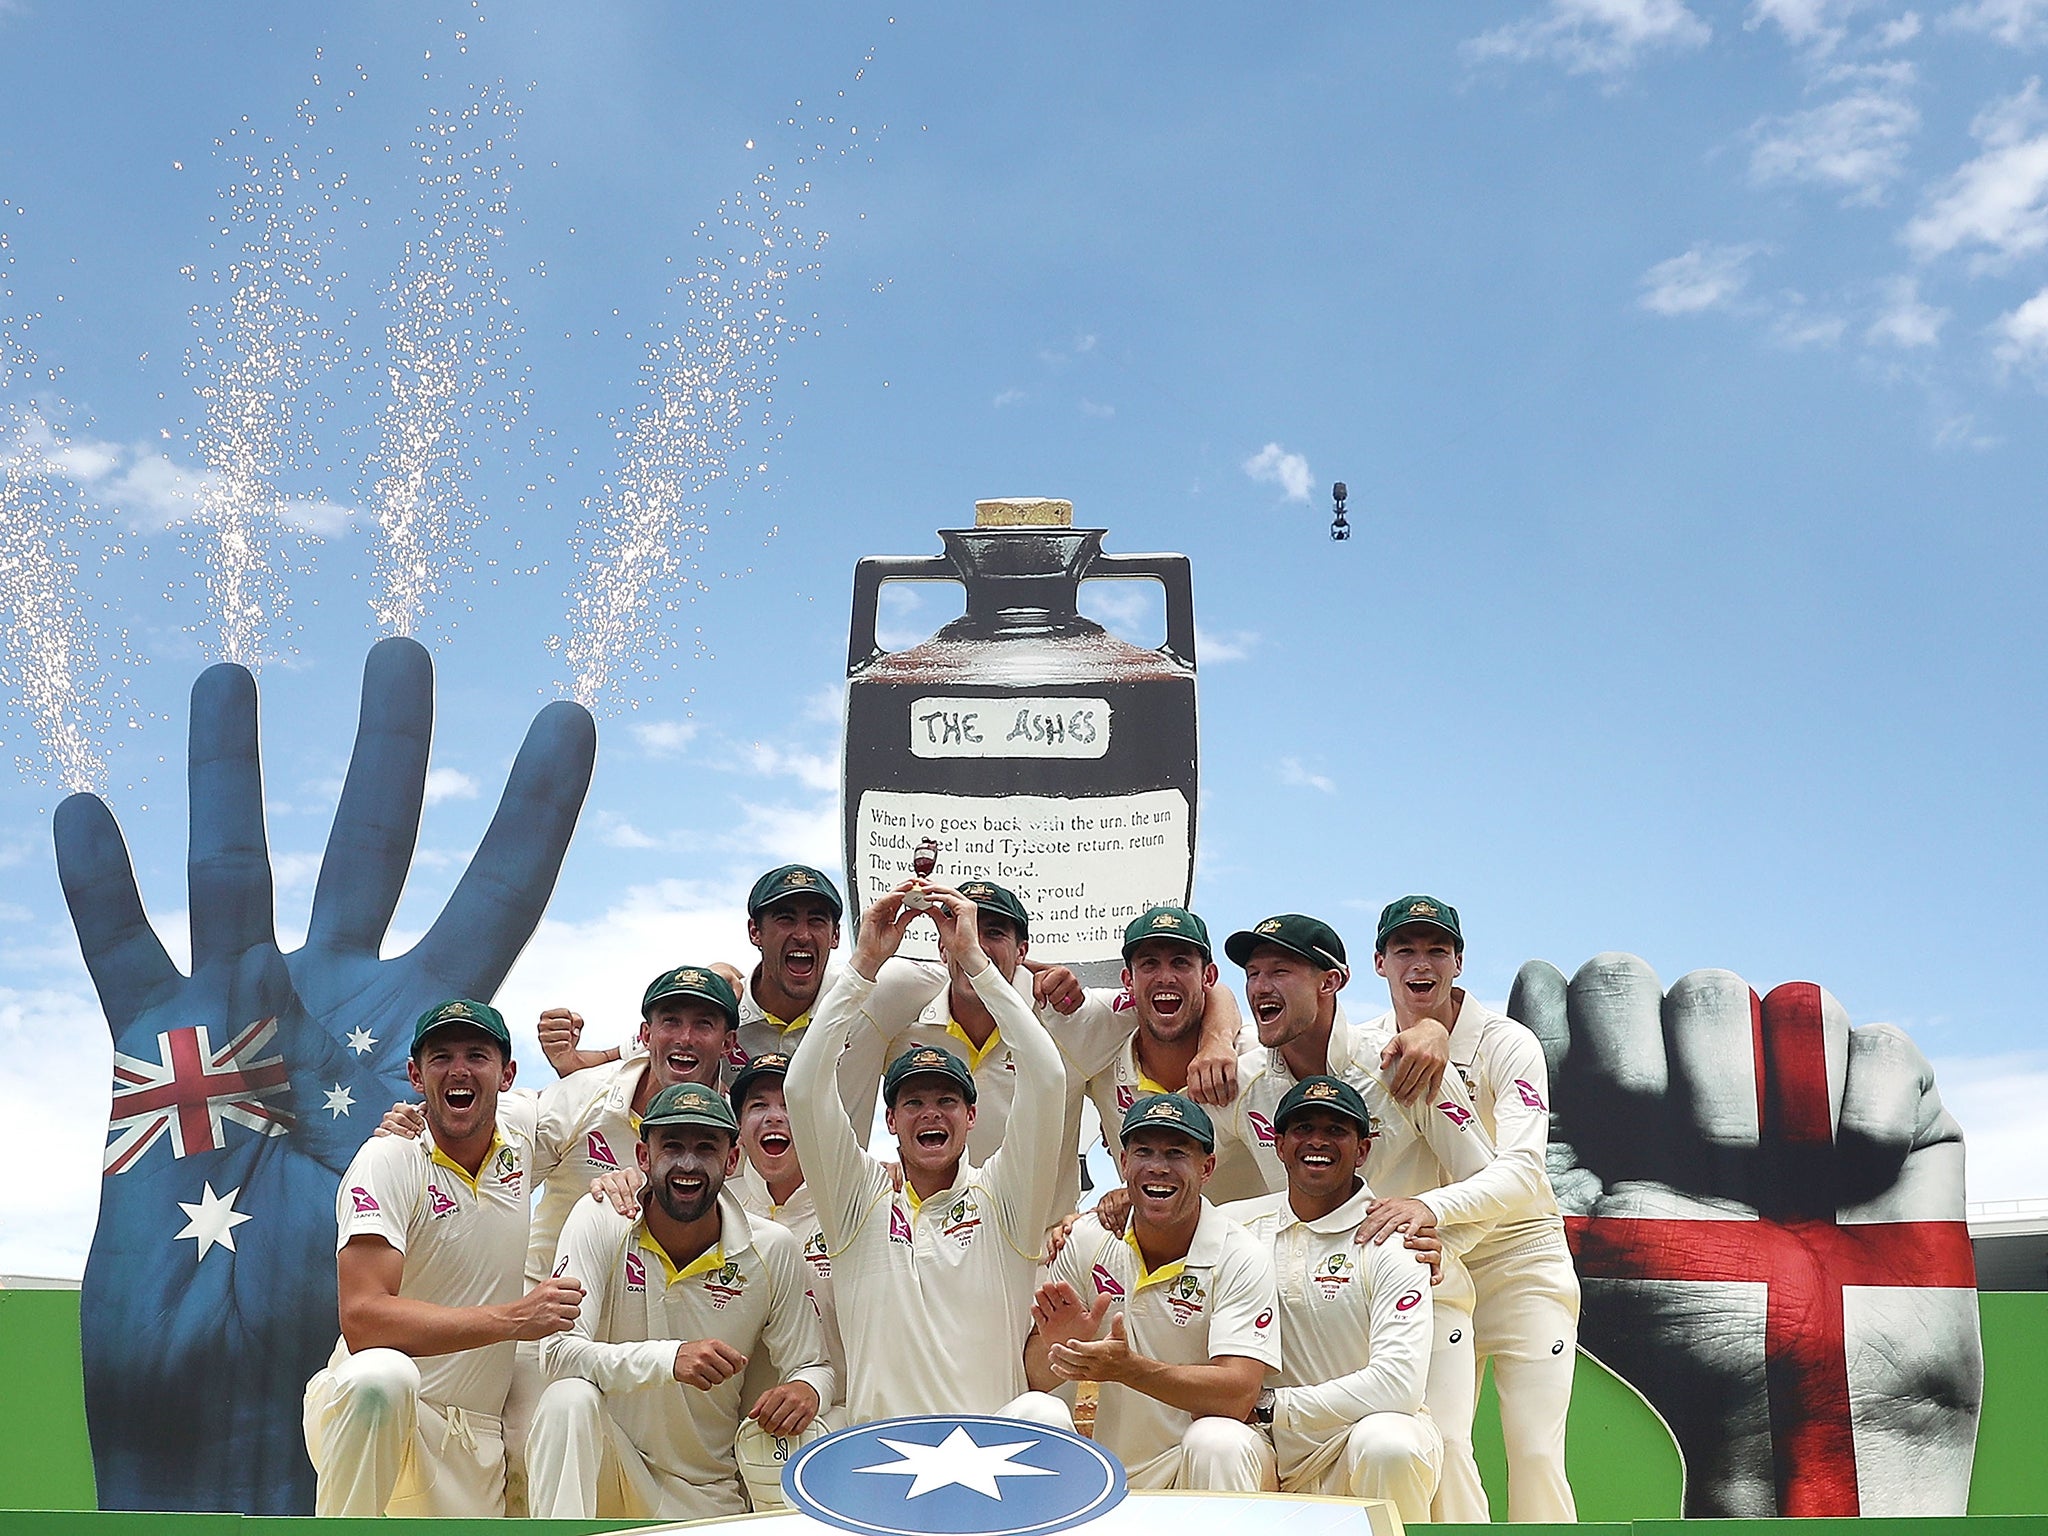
[746,1209,803,1262]
[343,1128,426,1186]
[1215,1190,1286,1240]
[558,1190,636,1252]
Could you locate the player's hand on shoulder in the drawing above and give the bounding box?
[1092,1188,1132,1238]
[1401,1226,1445,1284]
[1355,1196,1438,1246]
[374,1101,426,1140]
[1380,1020,1450,1104]
[503,1275,584,1340]
[588,1166,646,1217]
[1184,1042,1239,1106]
[748,1380,822,1435]
[673,1338,748,1389]
[1043,1210,1085,1263]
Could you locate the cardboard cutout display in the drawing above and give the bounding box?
[1511,954,1981,1516]
[54,637,594,1514]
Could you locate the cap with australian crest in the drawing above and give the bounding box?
[1119,1090,1216,1151]
[728,1051,792,1113]
[747,864,845,920]
[641,965,741,1028]
[411,998,512,1056]
[1375,895,1464,954]
[640,1080,739,1138]
[883,1043,978,1106]
[956,878,1030,940]
[1274,1074,1375,1136]
[1122,904,1212,963]
[1223,913,1348,971]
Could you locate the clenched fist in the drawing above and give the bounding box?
[1510,953,1980,1517]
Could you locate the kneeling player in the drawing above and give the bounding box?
[304,1001,582,1517]
[1028,1093,1281,1491]
[528,1083,834,1520]
[1222,1076,1442,1520]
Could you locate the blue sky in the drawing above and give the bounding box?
[4,0,2048,1272]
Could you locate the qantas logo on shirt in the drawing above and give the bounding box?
[349,1186,380,1214]
[1115,1084,1136,1113]
[1395,1288,1424,1312]
[1091,1264,1126,1297]
[1111,990,1138,1012]
[1247,1110,1276,1146]
[1437,1101,1474,1128]
[1515,1078,1548,1111]
[553,1257,570,1279]
[888,1205,913,1246]
[585,1131,619,1170]
[726,1039,750,1069]
[426,1183,457,1219]
[625,1251,647,1292]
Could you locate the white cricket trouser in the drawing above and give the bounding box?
[1467,1232,1581,1523]
[302,1349,506,1517]
[1426,1255,1489,1522]
[1281,1411,1443,1524]
[501,1338,545,1517]
[1124,1417,1278,1492]
[525,1376,753,1521]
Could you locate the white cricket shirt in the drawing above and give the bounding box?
[526,1049,653,1283]
[733,1158,845,1402]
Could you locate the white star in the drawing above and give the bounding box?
[345,1028,377,1057]
[324,1083,355,1118]
[174,1182,253,1263]
[854,1426,1059,1500]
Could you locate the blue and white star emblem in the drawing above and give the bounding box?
[787,1415,1125,1536]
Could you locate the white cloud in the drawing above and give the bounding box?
[1078,399,1115,419]
[1992,283,2048,367]
[1904,78,2048,268]
[1465,0,1711,74]
[1279,757,1337,795]
[1772,308,1849,346]
[630,719,699,756]
[598,814,663,850]
[1874,11,1925,44]
[422,766,479,805]
[1242,442,1314,502]
[1932,1050,2048,1202]
[1195,626,1258,664]
[1750,84,1919,203]
[1946,0,2048,46]
[736,741,838,794]
[992,388,1025,408]
[1866,275,1951,345]
[0,981,115,1278]
[1745,0,1874,54]
[727,798,841,867]
[1637,242,1765,314]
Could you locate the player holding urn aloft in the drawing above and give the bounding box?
[1028,1092,1281,1490]
[528,1082,833,1520]
[305,1001,581,1518]
[1220,1077,1442,1521]
[785,882,1073,1427]
[1363,896,1579,1523]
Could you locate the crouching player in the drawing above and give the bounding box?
[1222,1076,1441,1521]
[527,1082,834,1519]
[304,1000,582,1517]
[1028,1093,1281,1491]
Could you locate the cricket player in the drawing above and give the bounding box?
[1028,1092,1281,1491]
[1220,912,1496,1514]
[733,865,846,1068]
[304,1000,583,1518]
[784,881,1072,1427]
[727,1051,846,1412]
[1221,1076,1442,1520]
[1035,905,1260,1208]
[1361,896,1579,1523]
[528,1082,834,1520]
[827,878,1042,1166]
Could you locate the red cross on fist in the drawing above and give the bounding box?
[1509,953,1981,1518]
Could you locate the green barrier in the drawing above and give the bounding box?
[1972,1293,2048,1515]
[1470,1352,1684,1521]
[0,1290,95,1509]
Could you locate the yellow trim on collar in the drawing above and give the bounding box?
[1134,1067,1169,1096]
[761,1010,811,1038]
[427,1130,506,1193]
[1123,1229,1188,1291]
[904,1184,923,1215]
[945,1019,1004,1072]
[641,1233,725,1287]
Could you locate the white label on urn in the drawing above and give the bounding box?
[908,696,1111,759]
[853,788,1191,964]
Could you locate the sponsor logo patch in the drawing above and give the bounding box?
[1165,1272,1206,1327]
[1437,1101,1474,1128]
[703,1260,748,1309]
[1515,1078,1548,1111]
[426,1183,457,1219]
[1091,1263,1126,1298]
[1396,1288,1424,1312]
[1247,1109,1276,1146]
[888,1205,913,1246]
[625,1251,646,1292]
[348,1186,380,1214]
[586,1131,619,1170]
